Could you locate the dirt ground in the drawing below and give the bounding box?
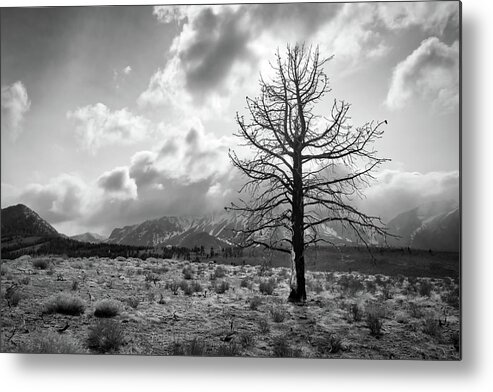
[0,255,460,359]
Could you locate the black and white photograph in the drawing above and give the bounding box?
[1,1,461,360]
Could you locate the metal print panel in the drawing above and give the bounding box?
[0,1,461,359]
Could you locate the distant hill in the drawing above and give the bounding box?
[1,204,59,238]
[70,232,106,243]
[386,200,460,252]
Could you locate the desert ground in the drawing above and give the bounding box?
[1,254,460,359]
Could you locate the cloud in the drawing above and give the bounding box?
[376,1,459,35]
[357,170,459,222]
[122,65,132,75]
[1,81,31,141]
[17,174,87,224]
[67,103,150,153]
[385,37,459,112]
[142,2,459,115]
[97,166,137,200]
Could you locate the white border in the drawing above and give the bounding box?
[2,0,492,391]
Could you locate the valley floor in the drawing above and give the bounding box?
[0,255,460,359]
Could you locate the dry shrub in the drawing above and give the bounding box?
[43,293,85,316]
[248,296,263,310]
[94,299,121,318]
[32,258,50,270]
[214,280,230,294]
[270,306,286,323]
[259,278,276,295]
[87,319,125,353]
[366,304,385,336]
[19,332,84,354]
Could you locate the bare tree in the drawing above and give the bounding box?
[228,44,389,302]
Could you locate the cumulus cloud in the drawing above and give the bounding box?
[385,37,459,112]
[67,103,150,153]
[122,65,132,75]
[97,166,137,200]
[141,2,459,116]
[377,1,459,35]
[1,81,31,141]
[357,170,459,222]
[17,174,87,224]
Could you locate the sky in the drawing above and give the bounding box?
[0,1,460,236]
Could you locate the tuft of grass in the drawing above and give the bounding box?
[317,333,343,355]
[422,312,441,338]
[366,304,385,337]
[258,318,270,334]
[240,277,252,289]
[94,299,121,318]
[87,319,125,353]
[214,280,230,294]
[188,337,206,356]
[191,280,203,293]
[272,335,300,357]
[19,332,84,354]
[339,274,364,296]
[419,280,433,297]
[238,332,255,349]
[248,296,263,311]
[145,272,160,285]
[33,258,51,270]
[408,301,424,318]
[6,289,22,307]
[166,280,180,295]
[215,342,240,357]
[214,266,227,279]
[125,297,140,309]
[259,278,276,295]
[182,266,194,280]
[442,287,460,309]
[270,306,286,323]
[43,293,85,316]
[346,302,362,322]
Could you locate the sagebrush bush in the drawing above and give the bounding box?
[188,337,206,356]
[182,266,194,280]
[125,297,140,309]
[442,288,460,309]
[191,280,203,293]
[215,342,240,356]
[422,313,441,337]
[339,274,364,296]
[347,302,362,322]
[259,278,276,295]
[33,258,50,270]
[270,306,286,323]
[87,319,125,353]
[272,335,299,357]
[249,296,263,310]
[419,280,433,297]
[214,266,227,279]
[43,293,85,316]
[238,332,255,349]
[145,272,160,285]
[19,332,83,354]
[214,280,230,294]
[366,304,385,336]
[240,277,251,288]
[317,333,343,355]
[258,318,270,334]
[165,280,180,295]
[94,299,121,318]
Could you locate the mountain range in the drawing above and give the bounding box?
[1,200,460,252]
